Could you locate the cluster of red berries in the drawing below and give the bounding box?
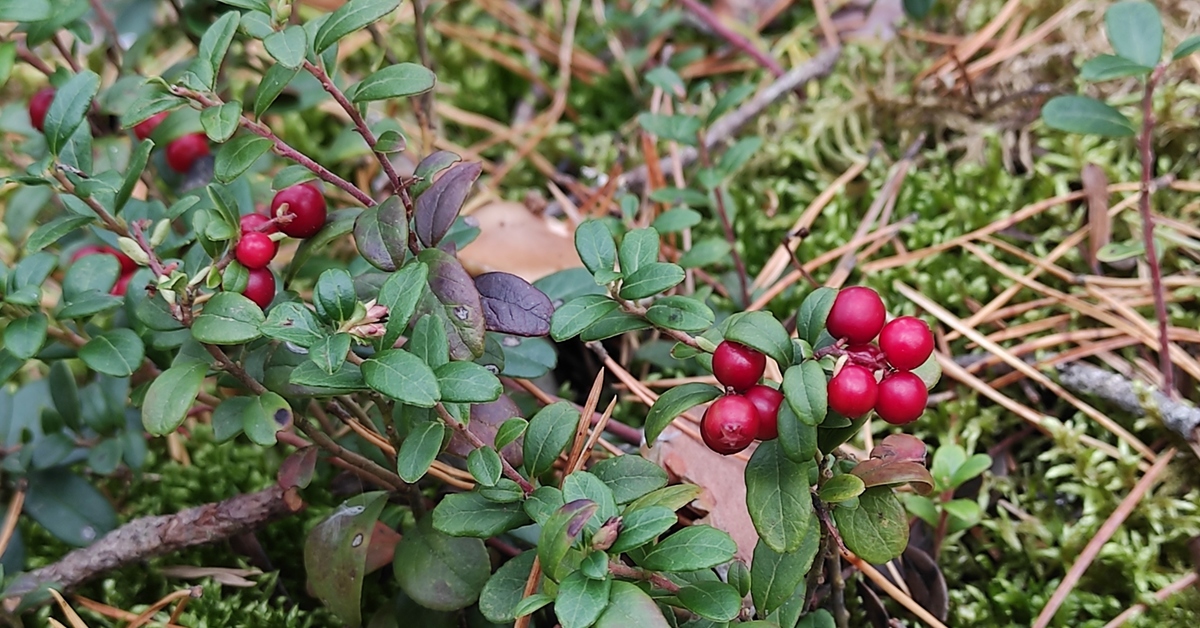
[824,286,933,426]
[234,183,328,309]
[701,341,779,455]
[70,245,137,296]
[29,88,210,174]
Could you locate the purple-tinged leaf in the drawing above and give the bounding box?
[278,446,319,489]
[414,162,482,247]
[539,499,599,582]
[474,272,553,337]
[417,248,486,360]
[849,434,934,495]
[412,150,461,195]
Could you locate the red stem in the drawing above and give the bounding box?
[1139,66,1175,398]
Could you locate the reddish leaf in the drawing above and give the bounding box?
[414,162,482,247]
[446,394,525,466]
[278,446,319,489]
[474,272,553,337]
[850,434,934,495]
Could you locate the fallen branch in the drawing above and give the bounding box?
[617,46,842,192]
[4,486,303,601]
[1057,361,1200,443]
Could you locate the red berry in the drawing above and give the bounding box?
[236,232,278,269]
[827,364,878,419]
[111,273,132,296]
[826,286,886,344]
[239,212,276,234]
[712,341,766,392]
[744,385,783,441]
[165,132,210,173]
[879,316,934,371]
[700,395,760,455]
[71,245,137,274]
[875,371,927,425]
[270,183,327,239]
[29,87,55,133]
[242,267,276,309]
[133,111,169,141]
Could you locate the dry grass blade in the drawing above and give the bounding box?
[565,370,606,472]
[918,0,1024,83]
[513,556,542,628]
[127,587,202,628]
[1032,449,1177,628]
[47,588,88,628]
[69,596,186,628]
[1083,163,1111,273]
[842,550,949,628]
[896,280,1154,461]
[1102,572,1200,628]
[963,0,1090,81]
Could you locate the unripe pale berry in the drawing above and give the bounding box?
[827,364,878,419]
[826,286,886,344]
[875,371,927,425]
[700,394,760,455]
[270,183,327,239]
[879,316,934,371]
[744,384,783,441]
[712,341,766,392]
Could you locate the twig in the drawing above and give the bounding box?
[696,138,751,306]
[52,34,81,73]
[435,403,534,494]
[88,0,123,66]
[0,484,26,559]
[1057,361,1200,446]
[1137,65,1174,398]
[608,561,681,593]
[293,419,408,492]
[410,0,438,149]
[677,0,786,77]
[513,556,542,628]
[841,551,949,628]
[52,170,128,236]
[618,46,841,192]
[16,42,56,76]
[3,486,302,600]
[1032,448,1176,628]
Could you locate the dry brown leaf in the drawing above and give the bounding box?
[457,201,583,282]
[642,424,758,564]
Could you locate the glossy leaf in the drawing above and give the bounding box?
[745,440,814,553]
[314,268,358,323]
[200,101,241,143]
[539,499,598,582]
[467,447,503,486]
[1042,95,1135,137]
[556,571,611,628]
[354,196,408,272]
[523,401,578,477]
[594,581,671,628]
[678,581,741,622]
[305,491,389,626]
[750,515,820,614]
[1173,35,1200,60]
[192,292,265,344]
[25,215,93,254]
[415,162,482,247]
[363,349,440,407]
[314,0,401,54]
[575,219,618,277]
[3,313,46,360]
[618,227,659,276]
[851,434,934,495]
[795,287,836,346]
[644,383,721,446]
[142,362,208,435]
[474,272,553,337]
[435,361,501,403]
[254,64,300,117]
[352,63,436,102]
[243,391,291,446]
[1079,54,1153,81]
[261,301,326,347]
[432,491,530,538]
[479,551,539,623]
[617,262,684,300]
[377,261,429,349]
[819,473,866,503]
[608,506,677,554]
[412,151,460,195]
[590,455,668,504]
[783,362,827,427]
[645,296,714,332]
[43,70,100,155]
[418,248,486,360]
[191,11,240,90]
[79,329,144,377]
[638,525,736,572]
[264,25,308,68]
[549,295,618,341]
[214,135,272,183]
[832,487,908,564]
[725,311,793,367]
[23,470,117,547]
[776,404,817,464]
[562,471,619,536]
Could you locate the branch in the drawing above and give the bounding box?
[3,485,302,600]
[52,169,127,236]
[617,46,841,192]
[1057,361,1200,443]
[677,0,785,77]
[435,403,534,495]
[607,561,681,593]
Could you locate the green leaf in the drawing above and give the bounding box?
[79,329,144,377]
[943,498,982,523]
[43,70,100,155]
[378,261,429,349]
[595,581,671,628]
[524,486,564,525]
[200,101,241,143]
[192,11,241,90]
[645,295,714,332]
[902,0,934,19]
[0,0,51,20]
[608,506,677,554]
[750,515,819,614]
[435,361,501,403]
[819,473,866,503]
[48,361,80,431]
[618,263,684,300]
[212,396,247,442]
[1173,35,1200,60]
[579,310,650,342]
[832,487,909,564]
[783,362,827,428]
[116,140,154,214]
[375,129,406,152]
[625,484,703,514]
[950,453,993,489]
[727,559,751,599]
[218,0,269,10]
[365,349,440,407]
[1079,54,1153,81]
[494,417,527,450]
[417,248,486,360]
[725,311,793,367]
[313,268,358,323]
[23,470,117,547]
[523,401,578,477]
[776,404,817,464]
[618,227,660,276]
[214,135,273,183]
[314,0,401,53]
[1105,1,1162,68]
[433,491,530,538]
[142,361,208,435]
[795,287,836,346]
[409,314,449,369]
[930,443,965,490]
[25,215,93,254]
[590,455,668,504]
[677,581,741,622]
[354,196,408,272]
[540,499,598,582]
[1042,95,1135,137]
[651,207,702,233]
[637,113,701,145]
[638,525,736,572]
[305,491,388,626]
[745,440,814,554]
[562,471,619,536]
[556,571,611,628]
[254,64,300,117]
[3,313,46,360]
[261,301,326,347]
[551,295,619,342]
[264,25,308,69]
[717,137,762,178]
[309,333,351,375]
[394,515,490,612]
[467,447,503,486]
[352,63,436,102]
[479,551,539,623]
[243,391,291,446]
[644,383,722,446]
[679,238,731,269]
[575,219,618,278]
[192,292,266,344]
[397,419,444,483]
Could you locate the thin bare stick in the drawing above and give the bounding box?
[678,0,785,77]
[842,551,949,628]
[1102,572,1199,628]
[1032,448,1176,628]
[608,561,682,593]
[1137,65,1174,398]
[0,486,26,560]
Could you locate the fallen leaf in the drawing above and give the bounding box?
[457,202,582,282]
[642,424,758,564]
